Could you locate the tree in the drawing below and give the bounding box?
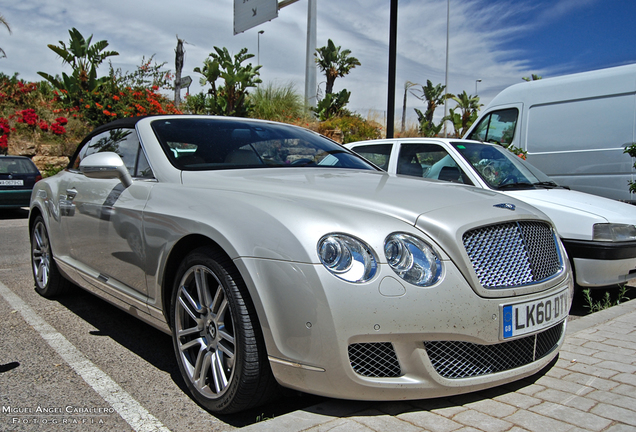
[38,28,118,103]
[411,80,447,126]
[411,80,448,137]
[313,90,351,121]
[625,145,636,193]
[522,74,542,81]
[447,91,482,136]
[0,13,11,58]
[401,81,418,134]
[414,108,443,137]
[315,39,360,95]
[193,46,261,117]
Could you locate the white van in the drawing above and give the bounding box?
[464,64,636,203]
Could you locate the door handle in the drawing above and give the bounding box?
[65,188,77,200]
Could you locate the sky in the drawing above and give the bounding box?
[1,0,636,127]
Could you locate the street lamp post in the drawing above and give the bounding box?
[258,30,264,66]
[475,79,481,95]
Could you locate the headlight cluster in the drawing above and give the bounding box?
[593,223,636,242]
[318,234,378,283]
[317,232,442,286]
[384,233,442,286]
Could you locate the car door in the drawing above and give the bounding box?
[64,127,155,301]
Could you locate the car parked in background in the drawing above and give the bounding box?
[0,155,42,209]
[30,116,573,414]
[345,138,636,288]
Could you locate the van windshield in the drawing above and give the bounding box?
[467,108,518,146]
[451,142,558,190]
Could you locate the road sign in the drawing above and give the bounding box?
[234,0,278,35]
[179,76,192,87]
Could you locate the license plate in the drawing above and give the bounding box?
[0,180,23,186]
[502,289,569,339]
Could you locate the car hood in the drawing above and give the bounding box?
[504,188,636,240]
[182,168,546,225]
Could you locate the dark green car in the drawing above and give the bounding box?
[0,156,42,209]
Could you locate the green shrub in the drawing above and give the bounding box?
[318,114,381,144]
[248,82,311,123]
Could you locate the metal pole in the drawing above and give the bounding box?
[443,0,449,137]
[258,30,264,66]
[386,0,398,138]
[304,0,317,107]
[475,79,481,95]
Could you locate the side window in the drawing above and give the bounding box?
[349,144,392,170]
[467,108,518,145]
[72,128,154,178]
[398,143,472,185]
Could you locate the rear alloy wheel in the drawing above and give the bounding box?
[171,247,277,414]
[31,216,71,297]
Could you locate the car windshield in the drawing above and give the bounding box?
[451,141,557,190]
[151,118,377,171]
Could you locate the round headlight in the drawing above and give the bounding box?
[318,234,377,283]
[384,233,442,286]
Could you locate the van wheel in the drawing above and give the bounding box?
[170,246,278,414]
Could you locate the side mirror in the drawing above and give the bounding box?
[80,152,133,188]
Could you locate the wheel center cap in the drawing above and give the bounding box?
[208,321,217,339]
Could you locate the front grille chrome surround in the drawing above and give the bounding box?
[463,221,563,289]
[348,342,402,378]
[424,322,564,379]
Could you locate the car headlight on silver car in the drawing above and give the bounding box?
[593,223,636,242]
[384,233,442,286]
[318,234,378,283]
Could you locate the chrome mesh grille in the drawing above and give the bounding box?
[463,221,562,288]
[348,342,402,377]
[424,322,564,379]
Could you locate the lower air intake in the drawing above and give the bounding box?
[424,322,564,379]
[348,342,402,378]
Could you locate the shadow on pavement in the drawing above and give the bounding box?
[0,208,29,220]
[52,285,327,427]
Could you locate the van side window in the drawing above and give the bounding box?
[467,108,518,146]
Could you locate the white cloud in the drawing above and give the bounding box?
[0,0,594,127]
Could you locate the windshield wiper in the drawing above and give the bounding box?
[497,182,534,189]
[532,181,561,188]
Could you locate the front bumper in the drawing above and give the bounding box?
[563,239,636,287]
[236,257,573,401]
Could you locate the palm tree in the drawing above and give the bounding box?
[38,28,119,96]
[522,74,542,81]
[448,91,483,136]
[314,39,361,95]
[401,81,418,134]
[411,80,447,126]
[0,13,11,58]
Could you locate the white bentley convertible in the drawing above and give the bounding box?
[30,115,573,414]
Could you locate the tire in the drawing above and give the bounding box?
[170,246,278,414]
[31,216,71,297]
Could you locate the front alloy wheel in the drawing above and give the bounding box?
[171,247,277,414]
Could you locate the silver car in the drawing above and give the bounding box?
[29,115,573,414]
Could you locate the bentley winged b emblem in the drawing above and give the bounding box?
[493,203,516,211]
